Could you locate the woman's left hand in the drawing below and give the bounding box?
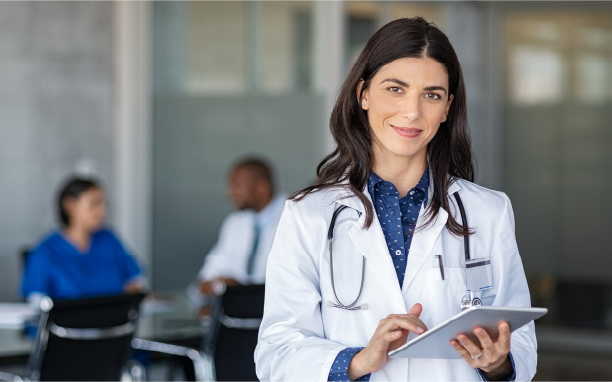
[450,321,513,379]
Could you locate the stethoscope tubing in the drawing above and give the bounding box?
[453,192,470,261]
[328,205,367,310]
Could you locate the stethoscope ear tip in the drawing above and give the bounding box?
[326,301,334,307]
[360,303,369,310]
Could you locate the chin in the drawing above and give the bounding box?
[88,224,104,233]
[387,145,425,159]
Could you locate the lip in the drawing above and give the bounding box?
[390,124,423,138]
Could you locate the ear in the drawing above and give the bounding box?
[441,94,454,123]
[62,196,76,215]
[356,79,369,111]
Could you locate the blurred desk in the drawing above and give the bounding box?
[138,291,208,343]
[0,291,207,360]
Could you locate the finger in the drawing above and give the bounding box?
[496,322,511,352]
[380,317,425,335]
[382,315,426,330]
[382,316,427,334]
[382,329,405,343]
[450,340,475,365]
[473,327,495,354]
[407,303,423,317]
[457,334,483,359]
[389,314,428,331]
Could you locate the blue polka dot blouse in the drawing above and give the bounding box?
[367,169,429,288]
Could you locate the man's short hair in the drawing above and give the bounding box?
[232,157,275,192]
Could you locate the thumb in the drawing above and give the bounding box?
[407,303,423,317]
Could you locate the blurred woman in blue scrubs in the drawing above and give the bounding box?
[21,177,145,304]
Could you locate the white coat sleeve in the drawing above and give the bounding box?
[198,215,246,283]
[255,201,346,382]
[488,193,537,382]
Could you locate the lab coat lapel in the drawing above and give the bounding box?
[333,187,407,312]
[401,180,460,293]
[348,211,407,312]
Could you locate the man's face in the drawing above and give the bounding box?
[227,167,258,210]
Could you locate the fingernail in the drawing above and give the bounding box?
[416,327,425,334]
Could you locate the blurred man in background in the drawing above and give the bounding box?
[189,157,285,302]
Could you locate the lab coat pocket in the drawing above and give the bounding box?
[421,267,466,327]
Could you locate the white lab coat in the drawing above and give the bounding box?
[196,194,286,285]
[255,179,537,381]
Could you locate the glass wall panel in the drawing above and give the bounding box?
[152,2,324,290]
[504,11,612,327]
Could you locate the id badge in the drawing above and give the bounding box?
[466,257,493,292]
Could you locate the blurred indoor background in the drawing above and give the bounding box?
[1,1,612,380]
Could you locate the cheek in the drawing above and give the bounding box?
[424,105,448,129]
[232,187,247,199]
[368,97,401,129]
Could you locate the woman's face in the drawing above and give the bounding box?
[359,56,453,164]
[64,187,106,232]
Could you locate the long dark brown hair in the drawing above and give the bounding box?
[291,17,474,236]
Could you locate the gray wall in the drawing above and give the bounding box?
[152,95,325,290]
[0,2,115,300]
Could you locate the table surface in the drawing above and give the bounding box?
[0,291,206,358]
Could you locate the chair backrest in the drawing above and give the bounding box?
[206,284,265,381]
[29,293,146,381]
[19,248,30,302]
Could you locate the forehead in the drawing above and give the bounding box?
[80,187,104,199]
[374,56,449,86]
[230,166,254,181]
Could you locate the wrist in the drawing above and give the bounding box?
[480,354,512,380]
[347,349,371,381]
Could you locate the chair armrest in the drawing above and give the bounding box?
[131,338,212,381]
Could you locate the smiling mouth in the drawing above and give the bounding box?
[390,124,423,138]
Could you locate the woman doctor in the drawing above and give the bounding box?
[255,17,536,382]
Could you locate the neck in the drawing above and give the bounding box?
[63,225,92,252]
[371,145,427,197]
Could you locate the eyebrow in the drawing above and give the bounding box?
[380,78,448,95]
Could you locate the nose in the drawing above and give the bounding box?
[401,93,421,122]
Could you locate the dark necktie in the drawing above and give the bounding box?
[246,221,260,276]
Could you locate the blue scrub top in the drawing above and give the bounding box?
[21,228,142,300]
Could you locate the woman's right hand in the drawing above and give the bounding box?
[347,303,427,380]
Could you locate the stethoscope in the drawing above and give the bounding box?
[326,192,481,312]
[326,205,367,310]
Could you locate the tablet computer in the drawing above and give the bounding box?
[388,306,547,359]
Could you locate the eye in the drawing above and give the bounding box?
[425,92,442,100]
[387,86,403,94]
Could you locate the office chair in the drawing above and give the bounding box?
[1,293,146,381]
[18,248,30,302]
[202,284,265,381]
